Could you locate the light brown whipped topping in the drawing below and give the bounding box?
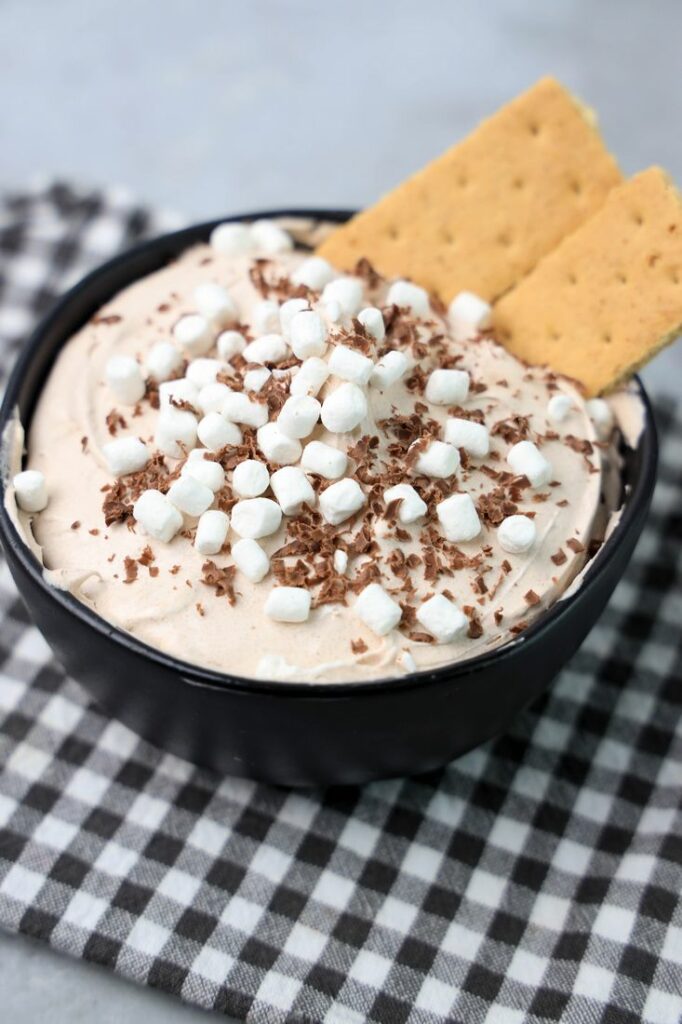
[12,224,619,682]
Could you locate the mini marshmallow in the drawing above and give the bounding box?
[448,291,492,340]
[264,586,311,623]
[333,549,348,574]
[444,417,490,457]
[586,398,614,439]
[292,256,335,290]
[210,221,253,255]
[243,366,271,393]
[417,594,468,643]
[250,219,293,253]
[397,649,417,673]
[425,368,470,406]
[547,394,574,423]
[197,381,231,415]
[414,440,460,479]
[173,314,213,356]
[232,458,270,498]
[159,377,199,408]
[289,310,327,359]
[167,474,214,517]
[321,382,368,433]
[146,341,183,382]
[328,344,374,386]
[13,470,47,513]
[319,477,366,525]
[231,497,282,539]
[321,277,364,317]
[217,330,246,362]
[436,492,481,542]
[194,509,230,555]
[289,357,330,397]
[324,298,343,323]
[194,282,238,326]
[498,515,536,554]
[370,350,409,390]
[105,355,145,405]
[507,440,552,488]
[257,423,302,465]
[155,407,198,458]
[133,489,183,543]
[270,466,316,515]
[279,297,309,336]
[182,450,225,492]
[383,483,427,524]
[252,299,281,335]
[277,395,321,439]
[221,391,269,428]
[232,538,270,582]
[301,440,347,479]
[197,412,242,452]
[354,583,402,637]
[243,333,288,365]
[386,280,430,317]
[187,358,224,388]
[357,306,385,342]
[102,437,149,476]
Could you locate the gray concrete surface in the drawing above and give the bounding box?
[1,1,680,1020]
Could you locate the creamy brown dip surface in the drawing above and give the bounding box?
[9,220,626,682]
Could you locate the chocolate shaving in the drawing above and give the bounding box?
[477,487,518,526]
[314,575,349,607]
[249,258,309,301]
[564,435,594,455]
[350,637,369,654]
[491,415,531,444]
[466,611,484,639]
[409,631,435,644]
[201,560,237,604]
[138,545,155,566]
[92,314,122,325]
[105,410,126,436]
[567,538,585,553]
[405,365,428,395]
[524,589,541,606]
[348,560,382,592]
[551,549,567,566]
[123,557,138,584]
[102,453,171,527]
[169,396,197,414]
[353,258,384,289]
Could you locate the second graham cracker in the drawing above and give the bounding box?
[493,167,682,395]
[317,77,621,302]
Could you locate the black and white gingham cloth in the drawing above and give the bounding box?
[0,183,680,1024]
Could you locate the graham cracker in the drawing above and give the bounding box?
[317,77,621,302]
[493,167,682,395]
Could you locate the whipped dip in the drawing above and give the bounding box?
[9,220,621,682]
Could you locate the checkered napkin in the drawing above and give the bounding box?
[0,182,681,1024]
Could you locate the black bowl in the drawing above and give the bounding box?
[0,210,658,786]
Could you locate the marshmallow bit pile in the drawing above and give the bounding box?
[89,220,606,654]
